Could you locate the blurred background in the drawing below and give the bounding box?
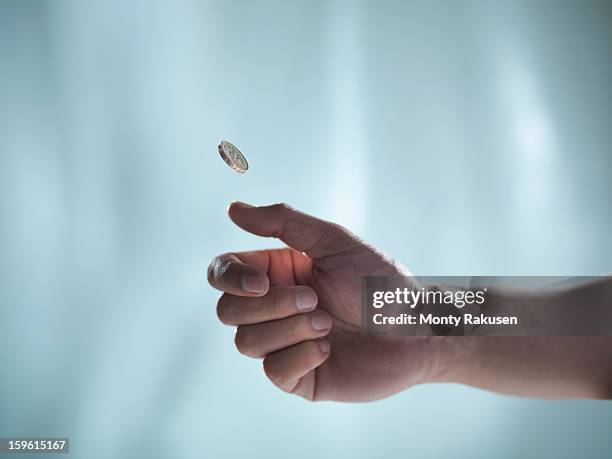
[1,0,611,457]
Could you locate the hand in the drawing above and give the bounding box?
[208,202,441,401]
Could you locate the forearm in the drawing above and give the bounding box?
[421,276,612,398]
[437,336,612,399]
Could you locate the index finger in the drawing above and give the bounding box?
[207,252,270,296]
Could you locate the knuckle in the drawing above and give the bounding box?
[286,315,302,340]
[273,202,288,210]
[216,295,234,325]
[263,358,290,387]
[262,358,280,383]
[233,327,249,354]
[331,222,347,233]
[304,341,322,366]
[329,221,351,238]
[268,290,283,317]
[234,327,260,357]
[272,202,293,214]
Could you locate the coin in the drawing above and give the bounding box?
[218,140,249,173]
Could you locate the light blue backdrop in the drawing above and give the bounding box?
[1,1,611,458]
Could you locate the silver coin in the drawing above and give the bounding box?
[218,140,249,173]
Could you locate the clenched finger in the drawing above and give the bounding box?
[263,340,331,392]
[207,253,269,296]
[234,311,332,358]
[217,286,318,325]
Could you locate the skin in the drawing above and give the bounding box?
[208,202,612,401]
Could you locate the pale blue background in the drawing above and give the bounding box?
[1,0,611,458]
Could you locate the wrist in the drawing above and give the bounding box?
[417,283,483,385]
[426,336,481,385]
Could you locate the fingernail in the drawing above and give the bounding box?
[241,274,265,294]
[311,312,332,331]
[232,201,254,209]
[317,339,331,353]
[295,289,317,311]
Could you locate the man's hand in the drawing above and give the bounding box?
[209,202,612,400]
[208,202,440,402]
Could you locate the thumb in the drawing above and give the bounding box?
[227,202,358,259]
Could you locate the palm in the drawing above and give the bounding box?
[261,246,427,402]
